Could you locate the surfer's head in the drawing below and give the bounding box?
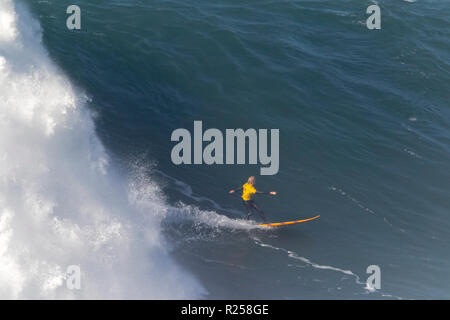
[247,176,256,185]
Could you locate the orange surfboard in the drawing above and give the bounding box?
[257,214,320,227]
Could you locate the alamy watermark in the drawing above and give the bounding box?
[366,265,381,290]
[65,265,81,290]
[66,5,81,30]
[170,121,279,175]
[66,5,382,31]
[366,5,381,30]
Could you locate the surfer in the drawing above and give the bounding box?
[229,176,277,223]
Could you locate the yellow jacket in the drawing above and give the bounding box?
[241,183,256,201]
[236,183,268,201]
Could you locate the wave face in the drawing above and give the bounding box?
[0,0,204,299]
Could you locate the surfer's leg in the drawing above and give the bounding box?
[242,200,253,220]
[250,201,267,223]
[242,200,254,219]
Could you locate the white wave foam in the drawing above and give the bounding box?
[0,0,204,299]
[154,169,244,216]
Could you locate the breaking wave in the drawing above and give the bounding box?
[0,0,204,299]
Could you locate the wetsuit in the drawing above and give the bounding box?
[233,183,268,222]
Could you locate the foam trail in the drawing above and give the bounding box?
[252,238,365,285]
[0,0,204,299]
[165,202,259,232]
[252,237,404,299]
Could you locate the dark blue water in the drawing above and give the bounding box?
[1,0,449,299]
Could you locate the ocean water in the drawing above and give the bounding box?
[0,0,449,299]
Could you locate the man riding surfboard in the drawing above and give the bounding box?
[229,176,277,223]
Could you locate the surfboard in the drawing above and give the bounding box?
[257,214,320,227]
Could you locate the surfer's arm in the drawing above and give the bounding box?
[256,190,277,195]
[229,186,243,194]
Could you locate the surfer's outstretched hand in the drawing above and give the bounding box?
[270,191,277,195]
